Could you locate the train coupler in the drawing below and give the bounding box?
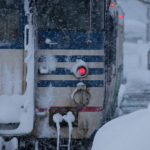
[71,82,90,107]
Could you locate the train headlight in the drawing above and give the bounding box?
[72,60,88,78]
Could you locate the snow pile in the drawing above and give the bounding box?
[37,85,54,109]
[45,38,58,45]
[118,0,150,91]
[0,55,22,95]
[5,137,18,150]
[118,0,146,23]
[123,41,150,90]
[3,64,13,95]
[92,106,150,150]
[39,54,56,74]
[37,117,56,138]
[125,20,145,41]
[118,0,146,42]
[117,84,126,106]
[115,84,126,116]
[36,85,55,138]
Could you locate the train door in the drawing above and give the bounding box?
[35,0,105,142]
[0,0,35,135]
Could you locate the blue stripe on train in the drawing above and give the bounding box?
[38,30,104,50]
[0,40,24,49]
[39,55,104,62]
[39,68,104,75]
[38,80,104,87]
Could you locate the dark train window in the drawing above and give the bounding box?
[0,0,20,41]
[36,0,104,32]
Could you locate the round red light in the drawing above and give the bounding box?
[78,67,87,76]
[110,3,115,7]
[119,15,124,19]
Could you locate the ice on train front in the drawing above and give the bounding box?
[34,0,105,148]
[0,0,35,136]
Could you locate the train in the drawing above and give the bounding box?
[0,0,124,149]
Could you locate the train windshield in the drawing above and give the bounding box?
[37,0,104,32]
[0,0,20,42]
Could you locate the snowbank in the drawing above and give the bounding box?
[92,106,150,150]
[118,0,146,23]
[123,41,150,91]
[118,0,149,90]
[125,20,145,41]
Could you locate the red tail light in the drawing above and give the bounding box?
[110,3,115,7]
[119,15,124,19]
[78,67,87,76]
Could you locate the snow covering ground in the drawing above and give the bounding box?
[92,0,150,149]
[92,105,150,150]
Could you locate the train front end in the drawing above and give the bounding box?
[0,0,124,149]
[34,0,105,146]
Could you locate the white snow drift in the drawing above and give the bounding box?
[92,105,150,150]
